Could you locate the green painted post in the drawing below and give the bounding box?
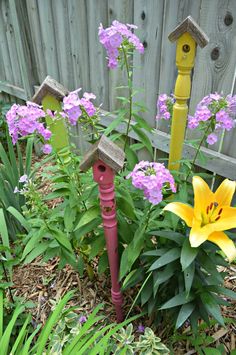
[32,76,71,165]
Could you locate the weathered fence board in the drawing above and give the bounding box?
[0,0,236,177]
[132,0,164,127]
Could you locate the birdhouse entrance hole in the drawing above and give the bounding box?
[98,165,106,172]
[182,44,190,53]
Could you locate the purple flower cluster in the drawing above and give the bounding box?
[188,93,236,145]
[127,161,176,205]
[6,102,51,145]
[156,94,175,121]
[98,20,144,69]
[63,89,96,126]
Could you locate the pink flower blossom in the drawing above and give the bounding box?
[6,102,50,145]
[156,94,175,121]
[98,21,144,69]
[127,161,176,205]
[42,144,52,154]
[62,90,97,125]
[206,133,218,145]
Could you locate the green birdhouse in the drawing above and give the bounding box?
[32,76,71,164]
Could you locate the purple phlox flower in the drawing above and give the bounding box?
[156,94,175,121]
[188,115,199,129]
[206,133,218,145]
[127,161,176,205]
[216,110,235,131]
[210,93,221,101]
[42,144,52,155]
[14,186,20,194]
[6,102,47,144]
[226,94,236,114]
[98,20,144,69]
[19,174,28,183]
[137,325,145,333]
[195,106,212,122]
[79,316,87,324]
[62,89,97,125]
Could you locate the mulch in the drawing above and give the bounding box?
[11,258,236,354]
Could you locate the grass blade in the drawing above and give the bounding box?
[35,291,74,355]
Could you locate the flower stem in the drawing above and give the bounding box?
[186,120,212,181]
[121,45,133,152]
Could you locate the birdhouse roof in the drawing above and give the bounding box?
[31,75,69,104]
[168,16,209,48]
[80,135,125,172]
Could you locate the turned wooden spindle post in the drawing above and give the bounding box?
[168,16,209,171]
[80,135,125,322]
[32,76,71,165]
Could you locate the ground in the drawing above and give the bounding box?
[12,257,236,354]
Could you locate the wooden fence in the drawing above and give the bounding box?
[0,0,236,178]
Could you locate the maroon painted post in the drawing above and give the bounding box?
[79,135,125,322]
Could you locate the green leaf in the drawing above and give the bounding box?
[89,235,105,260]
[24,242,49,264]
[153,263,176,296]
[125,145,138,169]
[25,137,34,176]
[104,114,124,135]
[149,230,185,245]
[74,206,100,231]
[74,217,101,240]
[35,291,74,355]
[98,253,108,274]
[133,113,153,132]
[204,285,236,300]
[116,196,136,220]
[7,207,30,232]
[181,238,198,270]
[203,348,222,355]
[0,305,25,355]
[132,124,153,154]
[77,255,84,276]
[149,248,180,271]
[160,291,194,310]
[200,292,224,326]
[64,205,76,232]
[0,209,11,259]
[122,269,144,290]
[176,302,195,329]
[184,262,195,295]
[51,228,73,253]
[21,227,45,259]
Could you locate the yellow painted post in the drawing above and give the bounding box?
[167,16,209,171]
[32,76,71,165]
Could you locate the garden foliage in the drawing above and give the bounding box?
[0,19,236,353]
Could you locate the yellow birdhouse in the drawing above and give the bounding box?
[167,16,209,172]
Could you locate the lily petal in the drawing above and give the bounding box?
[208,231,236,262]
[192,176,214,220]
[189,218,209,247]
[214,179,236,206]
[164,202,194,227]
[208,206,236,232]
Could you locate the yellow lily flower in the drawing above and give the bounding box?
[164,176,236,262]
